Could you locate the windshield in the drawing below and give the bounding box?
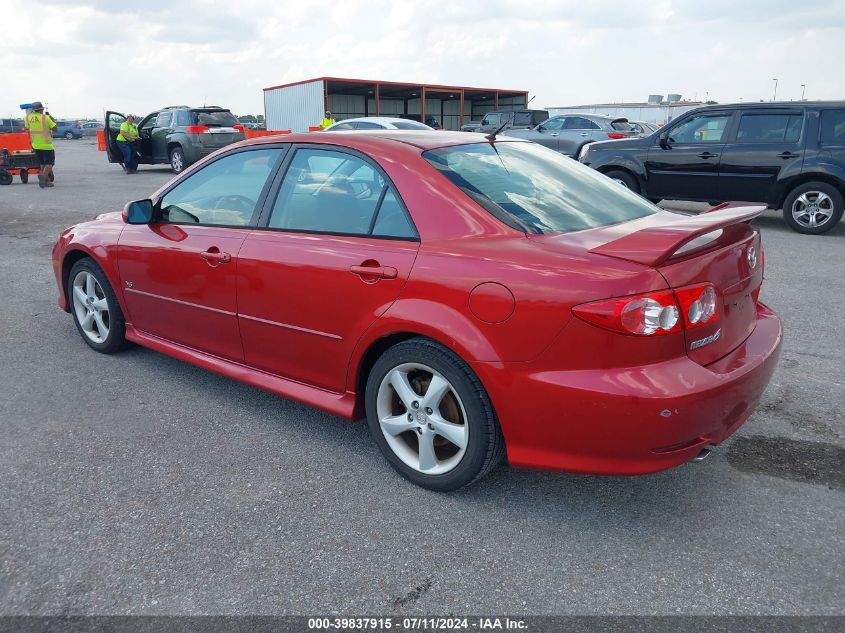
[192,110,239,127]
[423,141,658,233]
[392,120,432,130]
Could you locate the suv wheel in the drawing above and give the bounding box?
[783,182,844,234]
[64,131,74,140]
[169,146,186,174]
[604,169,640,194]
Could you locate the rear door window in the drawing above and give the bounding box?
[268,148,416,238]
[563,117,599,130]
[819,110,845,146]
[736,112,803,143]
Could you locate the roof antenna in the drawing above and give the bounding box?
[485,116,510,142]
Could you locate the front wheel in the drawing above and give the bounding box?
[782,182,843,234]
[64,131,74,140]
[20,170,29,184]
[603,169,640,194]
[169,146,186,173]
[68,258,128,353]
[365,338,505,491]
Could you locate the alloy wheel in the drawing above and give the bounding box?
[792,191,834,229]
[71,271,110,344]
[376,363,469,475]
[171,151,184,172]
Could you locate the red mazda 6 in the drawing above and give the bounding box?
[52,131,782,490]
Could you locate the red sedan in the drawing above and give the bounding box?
[52,131,782,490]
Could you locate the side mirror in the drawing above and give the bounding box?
[537,125,545,133]
[122,199,154,224]
[658,132,670,148]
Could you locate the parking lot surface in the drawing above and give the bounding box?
[1,141,843,615]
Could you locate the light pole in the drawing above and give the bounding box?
[800,84,806,100]
[772,78,778,101]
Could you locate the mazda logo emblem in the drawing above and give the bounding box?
[747,247,758,269]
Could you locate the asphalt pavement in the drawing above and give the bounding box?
[0,140,842,616]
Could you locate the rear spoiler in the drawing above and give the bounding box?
[590,205,766,266]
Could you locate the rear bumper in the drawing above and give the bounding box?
[474,303,782,475]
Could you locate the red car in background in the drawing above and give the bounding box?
[51,131,782,490]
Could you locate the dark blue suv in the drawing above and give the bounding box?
[579,102,845,234]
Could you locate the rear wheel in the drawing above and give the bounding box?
[169,146,186,173]
[68,258,128,353]
[782,182,844,234]
[64,131,74,140]
[604,169,640,194]
[0,170,12,185]
[20,170,28,184]
[365,338,505,491]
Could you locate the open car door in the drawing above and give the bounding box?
[104,111,125,163]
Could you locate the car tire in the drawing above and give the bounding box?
[20,170,28,184]
[169,146,186,174]
[0,170,12,185]
[67,258,128,354]
[604,169,640,194]
[365,337,505,491]
[64,131,74,140]
[782,182,844,235]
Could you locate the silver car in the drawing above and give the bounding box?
[505,113,636,156]
[324,117,434,131]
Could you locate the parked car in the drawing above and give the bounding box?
[104,106,245,173]
[0,118,24,134]
[506,113,636,157]
[80,121,104,137]
[325,117,434,131]
[579,101,845,234]
[56,120,83,139]
[477,109,549,134]
[460,120,482,132]
[52,132,781,491]
[630,121,659,136]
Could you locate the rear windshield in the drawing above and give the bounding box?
[391,120,432,130]
[611,120,633,131]
[423,141,657,233]
[192,109,239,127]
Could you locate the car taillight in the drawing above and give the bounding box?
[573,290,681,336]
[186,125,209,134]
[607,132,626,139]
[673,283,718,329]
[573,284,721,336]
[234,124,245,132]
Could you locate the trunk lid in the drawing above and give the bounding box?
[589,205,766,365]
[190,109,245,149]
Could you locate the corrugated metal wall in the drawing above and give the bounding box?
[264,80,325,132]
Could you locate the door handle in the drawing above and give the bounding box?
[579,132,590,136]
[200,248,231,265]
[550,133,559,137]
[697,152,719,159]
[777,151,798,159]
[350,264,398,280]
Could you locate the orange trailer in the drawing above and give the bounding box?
[0,132,40,185]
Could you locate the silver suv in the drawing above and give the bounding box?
[505,113,636,157]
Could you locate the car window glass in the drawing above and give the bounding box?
[541,118,565,131]
[175,110,192,126]
[391,120,431,130]
[514,112,532,126]
[354,120,383,129]
[611,120,632,131]
[668,114,730,143]
[269,148,389,235]
[330,122,355,130]
[563,117,597,130]
[424,142,658,234]
[154,112,172,128]
[159,149,284,226]
[820,110,845,146]
[736,113,802,143]
[482,113,499,126]
[372,189,417,239]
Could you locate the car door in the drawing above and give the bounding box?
[510,116,564,150]
[104,111,126,163]
[644,110,734,200]
[717,109,805,202]
[151,111,173,161]
[237,145,420,392]
[557,116,600,156]
[117,146,287,361]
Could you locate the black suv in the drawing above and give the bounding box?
[579,102,845,234]
[104,106,245,173]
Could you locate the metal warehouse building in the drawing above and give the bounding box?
[547,94,705,127]
[263,76,529,132]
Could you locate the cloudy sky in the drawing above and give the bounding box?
[2,0,844,119]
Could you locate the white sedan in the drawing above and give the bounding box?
[324,117,435,131]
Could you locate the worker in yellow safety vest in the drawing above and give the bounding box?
[116,114,140,173]
[319,110,336,129]
[24,101,58,188]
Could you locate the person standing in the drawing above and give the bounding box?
[116,115,140,173]
[24,101,57,188]
[319,110,335,129]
